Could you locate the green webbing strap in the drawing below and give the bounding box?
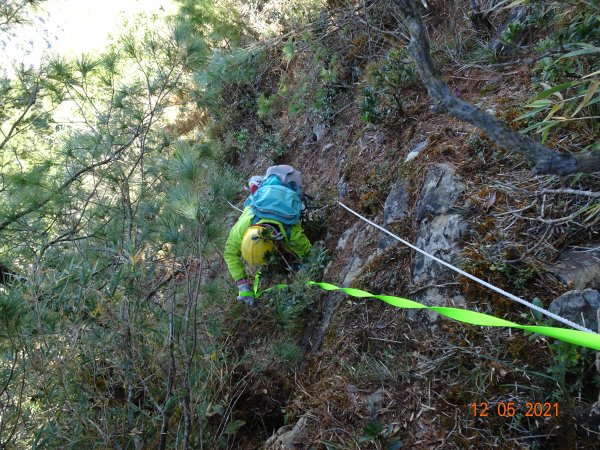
[253,271,286,298]
[250,272,600,350]
[308,281,600,351]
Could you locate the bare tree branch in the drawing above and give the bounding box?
[393,0,600,176]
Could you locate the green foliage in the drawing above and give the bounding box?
[0,0,46,30]
[273,37,338,121]
[359,419,402,449]
[360,85,380,123]
[271,337,301,365]
[547,341,586,397]
[259,131,286,159]
[488,260,535,290]
[260,246,328,333]
[195,47,266,116]
[516,1,599,144]
[224,419,246,435]
[360,49,415,124]
[500,22,524,45]
[257,92,276,120]
[175,0,245,46]
[0,8,245,448]
[282,39,295,62]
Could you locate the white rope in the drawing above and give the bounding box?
[227,201,243,213]
[337,201,597,334]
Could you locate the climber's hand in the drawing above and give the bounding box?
[236,279,254,306]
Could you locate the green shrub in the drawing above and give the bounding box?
[515,2,599,143]
[360,49,415,124]
[257,93,276,120]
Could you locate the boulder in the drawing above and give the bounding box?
[265,416,308,450]
[338,178,348,199]
[549,289,600,332]
[405,139,428,162]
[312,122,326,141]
[416,164,464,220]
[412,214,468,284]
[545,246,600,290]
[378,180,409,250]
[336,224,357,252]
[409,287,466,327]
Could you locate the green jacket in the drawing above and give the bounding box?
[224,206,312,282]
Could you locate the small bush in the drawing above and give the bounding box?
[360,49,415,124]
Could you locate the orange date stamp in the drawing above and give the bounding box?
[469,402,559,417]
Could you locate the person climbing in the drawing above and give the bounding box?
[224,165,312,305]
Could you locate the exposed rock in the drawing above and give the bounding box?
[342,255,363,287]
[342,228,366,285]
[412,214,468,284]
[378,180,409,250]
[409,287,465,326]
[357,129,386,157]
[336,223,359,252]
[405,139,428,162]
[336,224,373,287]
[383,181,409,223]
[307,224,369,354]
[265,416,308,450]
[364,387,385,414]
[544,246,600,290]
[549,289,600,332]
[416,164,465,220]
[338,177,348,199]
[313,122,326,141]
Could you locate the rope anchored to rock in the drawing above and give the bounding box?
[230,200,600,350]
[336,201,597,335]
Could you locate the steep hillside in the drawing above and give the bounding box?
[1,0,598,448]
[194,0,600,448]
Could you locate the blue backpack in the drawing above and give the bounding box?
[250,174,302,228]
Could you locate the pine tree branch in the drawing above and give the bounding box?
[0,85,39,151]
[392,0,600,176]
[0,125,143,233]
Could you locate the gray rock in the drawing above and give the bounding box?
[334,224,367,286]
[265,416,308,449]
[342,255,363,287]
[405,139,428,162]
[378,180,409,250]
[364,387,385,414]
[336,223,358,252]
[322,143,334,152]
[416,164,465,220]
[338,178,348,199]
[313,122,326,141]
[545,246,600,290]
[342,228,367,286]
[549,289,600,332]
[409,287,467,328]
[412,214,468,284]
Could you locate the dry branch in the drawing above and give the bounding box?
[393,0,600,176]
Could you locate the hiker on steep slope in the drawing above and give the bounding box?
[224,165,312,306]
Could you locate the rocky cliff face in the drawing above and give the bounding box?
[229,36,600,446]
